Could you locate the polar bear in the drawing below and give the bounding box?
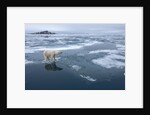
[43,50,62,62]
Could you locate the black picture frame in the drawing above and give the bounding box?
[1,0,148,112]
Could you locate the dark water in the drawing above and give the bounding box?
[25,63,125,90]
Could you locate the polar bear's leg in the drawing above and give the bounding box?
[47,56,51,61]
[44,56,50,62]
[43,51,48,61]
[50,54,55,62]
[53,55,56,62]
[43,54,48,61]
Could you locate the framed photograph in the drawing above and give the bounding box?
[1,0,146,110]
[25,23,125,90]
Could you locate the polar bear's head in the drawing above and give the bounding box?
[55,50,63,55]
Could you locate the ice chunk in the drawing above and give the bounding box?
[72,65,81,71]
[108,54,125,60]
[25,59,34,64]
[80,74,96,82]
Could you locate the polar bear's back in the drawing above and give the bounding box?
[43,50,62,56]
[43,50,54,57]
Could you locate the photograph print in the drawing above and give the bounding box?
[25,23,125,90]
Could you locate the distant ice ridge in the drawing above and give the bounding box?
[80,74,96,82]
[25,49,36,53]
[25,46,81,54]
[72,65,81,71]
[25,41,102,53]
[80,41,103,46]
[25,59,34,64]
[92,54,125,69]
[89,49,118,54]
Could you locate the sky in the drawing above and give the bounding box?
[25,23,125,34]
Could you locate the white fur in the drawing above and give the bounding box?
[43,50,62,62]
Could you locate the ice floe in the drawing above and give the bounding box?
[55,57,61,60]
[92,54,125,69]
[89,49,118,54]
[72,65,81,71]
[108,54,125,60]
[25,59,34,64]
[116,44,125,52]
[88,44,125,55]
[116,44,125,48]
[80,74,96,82]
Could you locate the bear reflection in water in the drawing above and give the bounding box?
[44,62,63,71]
